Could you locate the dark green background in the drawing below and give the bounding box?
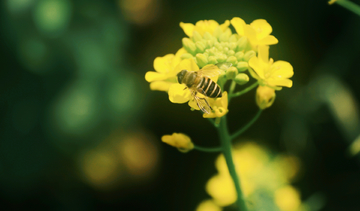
[1,0,360,210]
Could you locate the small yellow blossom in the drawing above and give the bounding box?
[161,133,194,153]
[275,186,302,211]
[249,45,293,89]
[206,142,303,209]
[231,17,278,47]
[180,20,230,37]
[145,48,186,91]
[201,92,228,118]
[196,200,222,211]
[256,86,276,110]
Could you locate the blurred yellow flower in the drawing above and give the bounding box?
[161,133,194,153]
[249,45,293,89]
[256,86,276,110]
[205,142,303,209]
[231,17,278,47]
[275,185,302,211]
[328,0,337,5]
[145,48,186,91]
[180,19,230,37]
[196,199,222,211]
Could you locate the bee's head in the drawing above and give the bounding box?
[177,70,187,84]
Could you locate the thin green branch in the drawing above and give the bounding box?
[217,116,248,211]
[332,0,360,16]
[194,145,222,152]
[231,109,262,140]
[230,82,258,98]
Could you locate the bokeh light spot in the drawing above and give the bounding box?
[18,37,48,74]
[33,0,72,36]
[7,0,34,14]
[119,0,159,25]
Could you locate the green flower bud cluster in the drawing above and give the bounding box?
[181,28,255,86]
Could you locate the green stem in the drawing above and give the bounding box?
[335,0,360,16]
[231,109,262,140]
[230,82,258,98]
[217,116,248,211]
[194,145,222,152]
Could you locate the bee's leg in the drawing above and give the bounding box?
[198,97,213,111]
[183,87,188,90]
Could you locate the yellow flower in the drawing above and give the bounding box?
[145,48,186,92]
[328,0,337,5]
[196,200,222,211]
[256,86,276,110]
[231,17,278,47]
[206,142,303,209]
[201,92,228,118]
[161,133,194,153]
[180,20,230,37]
[275,186,301,211]
[249,45,293,89]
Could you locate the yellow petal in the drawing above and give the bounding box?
[180,22,195,37]
[188,99,200,110]
[153,54,175,73]
[174,58,199,73]
[267,79,293,88]
[244,25,258,46]
[168,84,191,103]
[220,20,230,32]
[149,81,172,91]
[258,45,269,63]
[270,61,294,78]
[258,35,278,45]
[274,186,301,211]
[250,19,272,40]
[145,71,169,82]
[175,47,187,57]
[196,200,222,211]
[248,57,265,79]
[230,17,246,36]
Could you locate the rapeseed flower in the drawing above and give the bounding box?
[204,142,304,209]
[230,17,278,48]
[249,45,293,90]
[161,133,194,153]
[256,86,276,109]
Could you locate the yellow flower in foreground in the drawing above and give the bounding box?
[196,200,222,211]
[180,19,230,37]
[145,48,186,91]
[249,45,293,89]
[161,133,194,153]
[275,186,301,211]
[231,17,278,47]
[256,86,276,109]
[206,142,302,209]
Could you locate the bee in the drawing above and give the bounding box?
[177,63,230,114]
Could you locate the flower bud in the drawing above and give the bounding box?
[216,54,227,63]
[226,67,238,80]
[192,31,203,42]
[196,41,206,52]
[235,51,244,61]
[208,56,218,64]
[234,73,249,85]
[196,53,209,67]
[256,86,276,110]
[203,31,213,40]
[237,36,248,51]
[182,38,197,55]
[161,133,194,153]
[244,50,256,61]
[181,53,193,59]
[226,56,237,65]
[236,61,248,72]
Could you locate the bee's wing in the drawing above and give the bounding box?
[192,92,212,114]
[198,62,232,79]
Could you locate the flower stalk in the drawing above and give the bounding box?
[218,115,248,211]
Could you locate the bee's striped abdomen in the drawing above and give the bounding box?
[198,77,222,98]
